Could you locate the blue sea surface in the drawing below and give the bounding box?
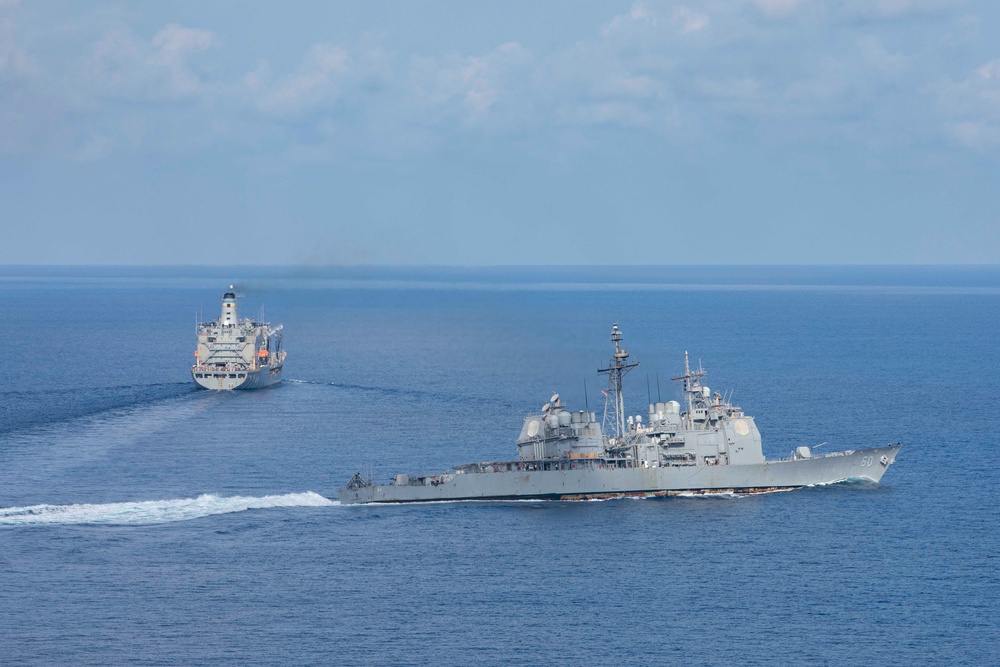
[0,266,998,666]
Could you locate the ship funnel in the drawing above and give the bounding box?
[220,286,238,326]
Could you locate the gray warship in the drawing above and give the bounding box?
[191,286,285,390]
[339,324,900,504]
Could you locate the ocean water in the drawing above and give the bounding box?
[0,266,998,666]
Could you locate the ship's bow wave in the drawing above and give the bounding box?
[0,491,337,527]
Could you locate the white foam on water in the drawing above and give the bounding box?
[0,491,337,527]
[674,492,743,499]
[805,477,878,488]
[674,487,804,498]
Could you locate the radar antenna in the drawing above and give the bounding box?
[597,323,639,443]
[672,351,708,426]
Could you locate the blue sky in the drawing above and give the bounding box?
[1,0,998,265]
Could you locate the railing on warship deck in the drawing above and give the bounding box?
[464,458,652,474]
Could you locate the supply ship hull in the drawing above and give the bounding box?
[340,445,900,504]
[191,364,283,391]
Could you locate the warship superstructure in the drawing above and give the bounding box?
[339,324,900,504]
[191,286,285,390]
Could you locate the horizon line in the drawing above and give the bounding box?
[3,263,1000,269]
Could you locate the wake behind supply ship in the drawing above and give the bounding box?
[191,286,285,390]
[339,324,900,504]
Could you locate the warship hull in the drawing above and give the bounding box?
[339,325,903,506]
[339,445,900,505]
[191,365,283,391]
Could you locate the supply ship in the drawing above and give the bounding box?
[339,324,900,504]
[191,286,285,390]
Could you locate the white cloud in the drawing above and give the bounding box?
[253,43,351,117]
[84,23,219,101]
[673,6,709,34]
[603,2,711,37]
[405,41,532,124]
[149,24,218,96]
[0,0,994,165]
[150,24,216,64]
[243,33,398,126]
[603,3,657,37]
[976,59,1000,84]
[930,59,1000,151]
[934,59,1000,115]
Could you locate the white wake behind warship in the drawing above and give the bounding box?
[339,324,900,504]
[191,286,285,390]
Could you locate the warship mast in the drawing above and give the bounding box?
[672,352,708,429]
[598,323,639,443]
